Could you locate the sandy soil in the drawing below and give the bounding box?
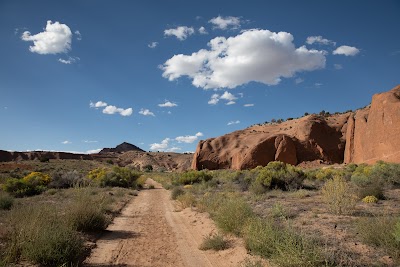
[84,179,254,267]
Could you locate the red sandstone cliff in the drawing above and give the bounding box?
[192,85,400,170]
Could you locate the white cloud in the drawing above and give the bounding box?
[334,64,343,70]
[90,101,108,108]
[21,20,72,54]
[164,26,195,41]
[58,56,79,64]
[74,30,82,41]
[86,148,101,154]
[158,100,177,107]
[150,138,170,150]
[90,101,132,116]
[83,140,98,143]
[162,29,326,89]
[208,91,238,105]
[315,83,323,87]
[167,147,181,152]
[148,42,158,48]
[175,132,203,143]
[102,105,133,116]
[306,36,336,46]
[208,94,220,105]
[209,16,241,30]
[227,120,240,125]
[295,78,304,84]
[139,108,155,116]
[244,103,254,107]
[199,26,208,34]
[62,140,71,144]
[333,45,360,56]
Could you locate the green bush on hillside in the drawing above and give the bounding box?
[177,170,213,185]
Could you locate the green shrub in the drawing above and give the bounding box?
[143,164,153,172]
[214,197,254,236]
[4,204,83,266]
[244,217,324,267]
[252,161,305,192]
[199,233,229,251]
[2,178,45,197]
[171,187,184,200]
[66,189,110,232]
[176,192,196,208]
[351,164,385,199]
[322,175,358,215]
[0,192,14,210]
[88,167,141,188]
[356,216,400,261]
[22,172,51,186]
[177,170,213,185]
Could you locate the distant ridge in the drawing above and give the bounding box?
[99,142,145,154]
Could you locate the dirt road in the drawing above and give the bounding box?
[84,179,251,267]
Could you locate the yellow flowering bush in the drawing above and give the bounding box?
[362,195,378,203]
[88,168,108,182]
[23,172,51,186]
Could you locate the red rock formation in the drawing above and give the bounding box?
[344,85,400,164]
[192,113,350,170]
[0,150,93,162]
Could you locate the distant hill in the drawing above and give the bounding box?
[99,142,145,154]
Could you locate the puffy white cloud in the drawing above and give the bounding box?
[58,56,79,64]
[62,140,71,144]
[208,94,220,105]
[90,101,108,108]
[148,42,158,48]
[199,26,208,34]
[167,147,181,152]
[244,103,254,107]
[103,106,133,116]
[333,45,360,56]
[306,36,336,46]
[150,138,170,150]
[164,26,195,40]
[158,101,177,107]
[295,78,304,84]
[175,132,203,143]
[334,64,343,70]
[227,120,240,125]
[314,83,323,87]
[162,29,326,89]
[21,20,72,54]
[90,101,132,116]
[74,30,82,41]
[209,16,241,30]
[139,108,155,116]
[208,91,238,105]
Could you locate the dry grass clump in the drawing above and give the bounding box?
[199,232,229,251]
[0,192,14,210]
[176,192,196,208]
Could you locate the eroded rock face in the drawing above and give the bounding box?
[192,113,350,170]
[344,85,400,164]
[0,150,93,162]
[192,85,400,170]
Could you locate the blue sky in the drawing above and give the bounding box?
[1,0,399,153]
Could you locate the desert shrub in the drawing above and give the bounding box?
[171,187,184,200]
[244,217,324,266]
[252,161,305,192]
[322,175,358,215]
[66,189,110,232]
[4,204,83,266]
[88,167,141,188]
[351,164,385,199]
[22,172,51,186]
[214,197,254,236]
[362,195,378,203]
[143,164,153,172]
[0,192,14,210]
[371,161,400,186]
[106,159,114,165]
[2,178,45,197]
[176,192,196,208]
[136,176,147,188]
[49,170,88,189]
[197,192,226,214]
[177,170,213,185]
[356,216,400,260]
[199,233,229,251]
